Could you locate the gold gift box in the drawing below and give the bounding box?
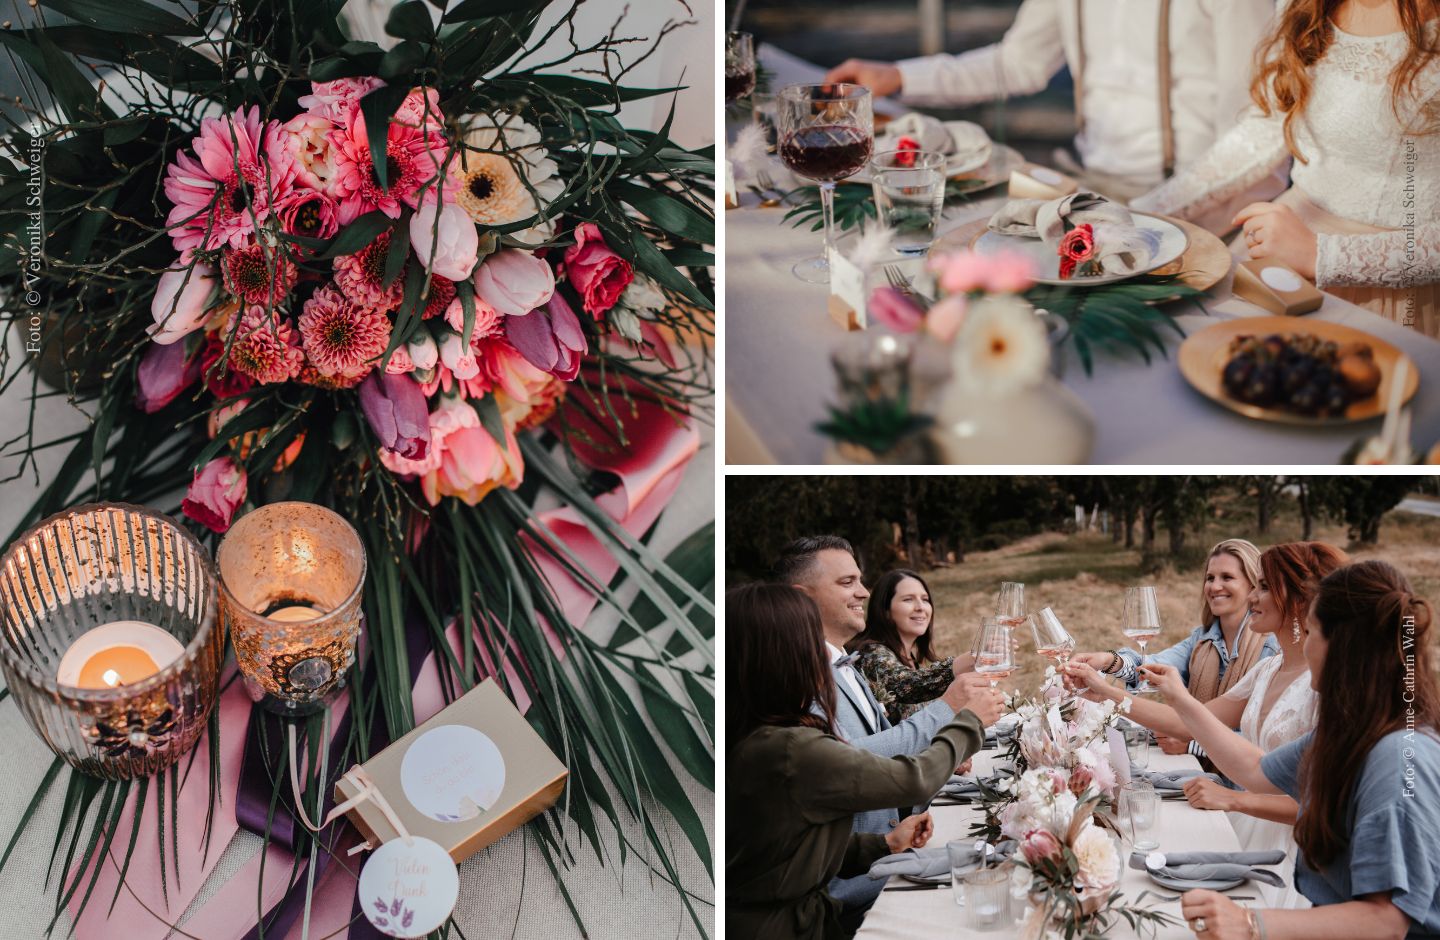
[335,679,568,863]
[1232,260,1324,316]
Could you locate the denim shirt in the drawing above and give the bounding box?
[1114,619,1280,690]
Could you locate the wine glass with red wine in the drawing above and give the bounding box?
[726,32,756,102]
[776,83,873,283]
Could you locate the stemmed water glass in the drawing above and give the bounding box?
[974,618,1013,690]
[1029,607,1075,667]
[725,32,756,103]
[1123,586,1163,694]
[776,83,873,282]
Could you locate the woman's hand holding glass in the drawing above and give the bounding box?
[1061,661,1122,703]
[1138,662,1188,700]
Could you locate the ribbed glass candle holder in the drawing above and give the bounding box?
[217,502,365,715]
[0,503,223,779]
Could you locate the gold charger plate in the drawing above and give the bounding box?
[934,211,1230,300]
[1177,316,1420,426]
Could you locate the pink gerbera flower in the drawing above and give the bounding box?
[330,109,458,224]
[222,243,298,307]
[164,106,292,253]
[226,305,304,384]
[334,229,405,312]
[298,284,392,380]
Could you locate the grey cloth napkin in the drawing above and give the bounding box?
[1128,850,1287,887]
[1140,769,1220,791]
[986,192,1162,276]
[938,775,983,798]
[869,840,1017,880]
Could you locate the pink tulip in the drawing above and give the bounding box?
[925,295,969,343]
[868,286,926,333]
[410,201,479,282]
[563,223,633,317]
[504,292,586,381]
[1020,829,1062,865]
[407,332,439,371]
[359,371,431,461]
[150,263,218,345]
[182,457,247,533]
[135,338,201,413]
[473,250,555,317]
[419,397,523,505]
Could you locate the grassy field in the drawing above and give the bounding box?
[920,502,1440,695]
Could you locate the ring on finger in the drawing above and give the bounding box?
[1191,916,1208,933]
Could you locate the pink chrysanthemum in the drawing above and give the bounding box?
[334,230,405,312]
[297,77,387,127]
[330,109,458,224]
[222,243,298,307]
[298,284,391,379]
[164,106,293,253]
[422,275,457,319]
[226,306,304,384]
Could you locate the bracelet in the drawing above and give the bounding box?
[1247,909,1266,940]
[1104,651,1121,675]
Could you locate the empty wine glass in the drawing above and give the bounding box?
[1123,586,1163,694]
[776,83,874,283]
[1029,607,1075,667]
[974,618,1013,690]
[725,32,756,103]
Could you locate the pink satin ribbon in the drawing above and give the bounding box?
[67,390,697,940]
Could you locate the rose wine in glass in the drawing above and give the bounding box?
[995,581,1026,627]
[974,618,1013,690]
[1030,608,1075,667]
[726,32,756,103]
[1123,586,1162,693]
[776,83,873,283]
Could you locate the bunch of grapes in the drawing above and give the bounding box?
[1221,333,1381,416]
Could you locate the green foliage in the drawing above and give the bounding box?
[1026,276,1202,377]
[814,395,931,457]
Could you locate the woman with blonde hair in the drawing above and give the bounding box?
[1131,0,1440,335]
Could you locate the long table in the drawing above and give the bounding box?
[856,749,1292,939]
[724,45,1440,464]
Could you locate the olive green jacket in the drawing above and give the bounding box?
[726,710,985,939]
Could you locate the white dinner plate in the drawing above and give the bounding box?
[973,212,1189,286]
[1148,871,1247,892]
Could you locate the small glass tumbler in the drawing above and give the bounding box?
[217,502,365,715]
[962,866,1011,930]
[1126,725,1151,771]
[869,149,947,255]
[0,503,223,779]
[1121,780,1161,852]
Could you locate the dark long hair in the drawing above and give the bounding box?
[849,569,936,668]
[1298,561,1440,867]
[1259,541,1350,630]
[726,582,838,750]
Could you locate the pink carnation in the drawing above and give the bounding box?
[298,284,391,380]
[443,295,502,342]
[297,78,386,127]
[278,113,340,194]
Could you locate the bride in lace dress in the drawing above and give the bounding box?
[1132,0,1440,336]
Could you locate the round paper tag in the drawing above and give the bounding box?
[400,724,506,822]
[358,836,459,938]
[1259,266,1303,293]
[1144,851,1167,871]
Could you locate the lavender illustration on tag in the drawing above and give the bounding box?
[371,895,417,932]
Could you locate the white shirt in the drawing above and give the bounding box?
[894,0,1279,186]
[828,642,880,732]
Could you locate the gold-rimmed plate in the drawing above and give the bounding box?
[1177,316,1419,426]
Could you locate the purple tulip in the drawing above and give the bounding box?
[868,285,926,333]
[504,292,587,381]
[358,371,431,461]
[136,338,201,413]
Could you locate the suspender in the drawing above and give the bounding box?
[1072,0,1176,178]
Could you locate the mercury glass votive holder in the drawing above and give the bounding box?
[217,502,365,716]
[0,503,223,780]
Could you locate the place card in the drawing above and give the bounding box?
[1008,164,1079,200]
[827,246,867,331]
[336,679,568,865]
[1232,260,1323,316]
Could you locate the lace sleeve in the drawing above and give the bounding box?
[1316,221,1440,290]
[1130,106,1290,224]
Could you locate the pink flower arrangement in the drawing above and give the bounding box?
[864,249,1037,343]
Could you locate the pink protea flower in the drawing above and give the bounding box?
[226,305,305,384]
[330,109,458,224]
[164,106,291,253]
[443,295,502,342]
[422,275,456,319]
[277,188,340,246]
[298,284,391,379]
[297,77,386,127]
[334,229,405,312]
[221,243,298,307]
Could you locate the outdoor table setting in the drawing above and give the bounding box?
[724,43,1440,465]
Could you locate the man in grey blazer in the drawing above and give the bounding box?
[777,535,1004,922]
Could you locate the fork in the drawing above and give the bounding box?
[754,168,785,207]
[883,264,912,294]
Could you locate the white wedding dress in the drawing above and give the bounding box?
[1219,654,1317,909]
[1132,18,1440,335]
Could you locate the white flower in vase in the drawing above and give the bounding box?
[951,295,1050,397]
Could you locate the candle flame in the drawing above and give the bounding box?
[103,669,121,687]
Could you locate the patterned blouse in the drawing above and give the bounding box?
[852,643,955,724]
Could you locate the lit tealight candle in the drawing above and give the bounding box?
[265,605,323,623]
[55,621,186,690]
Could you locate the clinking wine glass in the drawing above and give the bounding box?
[776,83,873,283]
[974,618,1013,690]
[725,32,756,102]
[1123,586,1162,694]
[1029,607,1075,667]
[995,581,1026,627]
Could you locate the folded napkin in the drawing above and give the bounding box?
[869,840,1018,881]
[877,114,991,165]
[1129,850,1287,888]
[1139,769,1220,792]
[938,775,983,798]
[987,192,1162,276]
